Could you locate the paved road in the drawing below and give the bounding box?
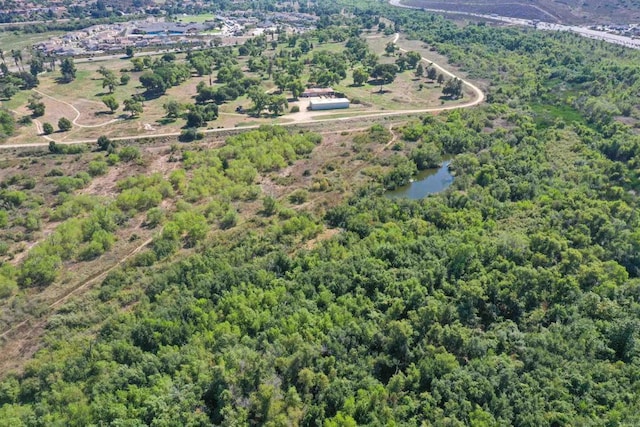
[389,0,640,49]
[0,33,485,149]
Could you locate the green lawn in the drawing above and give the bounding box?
[175,13,218,24]
[0,30,64,52]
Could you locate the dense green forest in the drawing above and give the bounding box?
[1,0,640,425]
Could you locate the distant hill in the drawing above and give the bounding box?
[396,0,640,24]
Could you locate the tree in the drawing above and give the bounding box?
[385,42,396,56]
[275,73,293,94]
[186,110,205,128]
[442,77,463,99]
[437,73,445,85]
[0,83,17,100]
[29,57,44,77]
[267,95,288,116]
[102,95,119,113]
[27,95,45,117]
[0,109,15,139]
[97,65,110,77]
[60,58,76,83]
[427,66,438,81]
[405,51,422,68]
[163,100,183,118]
[58,117,72,132]
[123,98,143,117]
[395,54,409,72]
[42,122,54,135]
[415,63,424,78]
[353,67,369,86]
[120,74,130,85]
[371,63,399,91]
[11,49,23,72]
[131,58,145,71]
[139,72,167,95]
[102,72,118,93]
[97,135,115,152]
[248,86,270,116]
[288,79,305,99]
[125,46,135,57]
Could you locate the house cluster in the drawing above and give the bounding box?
[0,0,68,21]
[590,23,640,38]
[33,19,220,56]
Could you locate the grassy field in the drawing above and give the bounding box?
[176,13,218,23]
[0,30,64,52]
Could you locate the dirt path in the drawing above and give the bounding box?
[33,88,122,128]
[381,123,400,152]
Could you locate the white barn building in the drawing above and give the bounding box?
[309,98,350,111]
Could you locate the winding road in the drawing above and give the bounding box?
[0,33,485,149]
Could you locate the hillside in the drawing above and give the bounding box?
[397,0,640,24]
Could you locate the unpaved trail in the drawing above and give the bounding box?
[33,88,122,128]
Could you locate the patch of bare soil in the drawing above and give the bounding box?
[80,164,123,196]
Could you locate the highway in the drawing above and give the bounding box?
[389,0,640,50]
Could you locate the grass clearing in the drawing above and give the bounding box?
[531,103,586,128]
[176,13,218,23]
[0,30,65,52]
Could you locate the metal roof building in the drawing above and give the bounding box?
[309,98,350,111]
[301,87,334,97]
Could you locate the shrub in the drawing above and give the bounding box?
[45,168,65,177]
[0,274,17,299]
[131,250,157,267]
[220,209,238,229]
[18,116,32,125]
[0,190,27,207]
[119,146,141,162]
[262,196,278,215]
[290,105,300,113]
[179,128,204,142]
[97,135,116,152]
[88,160,108,176]
[145,207,164,228]
[18,252,61,287]
[106,154,120,165]
[288,189,309,204]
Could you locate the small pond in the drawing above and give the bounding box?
[386,161,454,200]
